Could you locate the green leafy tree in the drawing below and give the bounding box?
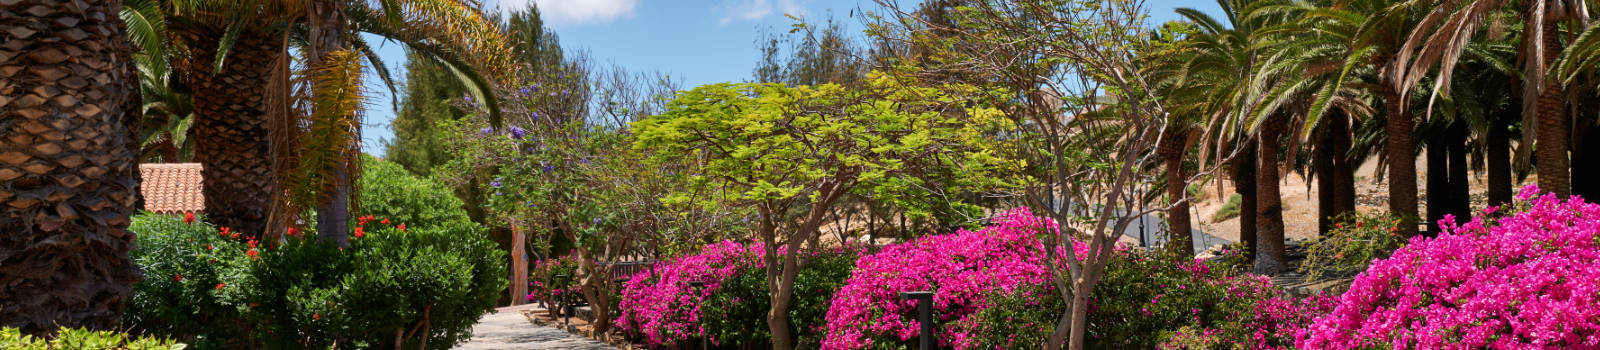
[632,74,1015,350]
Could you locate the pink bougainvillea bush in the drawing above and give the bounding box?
[615,240,764,347]
[820,208,1080,349]
[1301,186,1600,349]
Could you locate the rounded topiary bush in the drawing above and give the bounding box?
[1301,186,1600,349]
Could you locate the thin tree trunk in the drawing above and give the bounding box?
[1316,124,1336,235]
[1235,141,1258,262]
[1487,114,1514,206]
[1426,136,1448,236]
[1535,18,1571,197]
[1447,122,1471,221]
[309,0,353,246]
[1254,115,1288,275]
[1384,84,1420,237]
[1162,145,1193,257]
[1331,111,1356,216]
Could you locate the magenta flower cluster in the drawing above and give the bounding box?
[615,240,766,347]
[820,208,1084,349]
[1301,186,1600,349]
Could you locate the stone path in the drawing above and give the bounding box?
[457,304,616,350]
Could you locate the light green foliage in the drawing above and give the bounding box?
[1211,193,1243,222]
[632,72,1018,227]
[360,155,478,231]
[0,327,181,350]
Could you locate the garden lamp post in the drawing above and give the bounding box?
[555,274,570,327]
[689,281,708,350]
[900,291,936,350]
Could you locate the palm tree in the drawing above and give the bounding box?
[129,0,513,241]
[1,0,143,334]
[1400,0,1589,197]
[1172,0,1299,273]
[1144,20,1206,257]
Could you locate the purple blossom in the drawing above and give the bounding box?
[510,126,527,140]
[480,127,493,135]
[490,179,502,188]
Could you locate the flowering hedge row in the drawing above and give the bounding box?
[615,241,765,346]
[821,208,1076,349]
[1301,186,1600,348]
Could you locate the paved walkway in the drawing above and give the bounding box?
[457,304,616,350]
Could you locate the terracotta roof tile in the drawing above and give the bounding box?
[139,163,204,214]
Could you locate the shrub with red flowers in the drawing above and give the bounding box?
[615,240,766,346]
[820,208,1075,349]
[1299,186,1600,349]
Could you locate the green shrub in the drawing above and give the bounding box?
[1210,193,1242,222]
[1300,211,1407,280]
[359,155,478,232]
[701,249,859,348]
[0,327,181,350]
[959,251,1273,348]
[125,214,504,349]
[1186,183,1206,202]
[124,213,250,348]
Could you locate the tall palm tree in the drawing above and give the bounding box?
[1,0,143,334]
[1399,0,1589,197]
[1144,20,1206,257]
[131,0,513,241]
[1172,0,1299,273]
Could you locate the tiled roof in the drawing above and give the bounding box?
[139,163,204,214]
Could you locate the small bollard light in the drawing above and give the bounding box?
[900,291,936,350]
[555,274,571,327]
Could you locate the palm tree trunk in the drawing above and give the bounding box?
[1426,135,1448,236]
[1447,121,1470,221]
[1234,141,1258,262]
[1384,84,1420,237]
[0,0,143,333]
[1331,111,1357,219]
[1316,124,1336,234]
[1573,123,1600,201]
[1487,115,1513,206]
[1161,139,1193,257]
[183,31,280,237]
[1535,18,1570,197]
[309,0,353,246]
[1254,114,1287,275]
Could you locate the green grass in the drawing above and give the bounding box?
[1210,193,1243,223]
[1187,183,1207,202]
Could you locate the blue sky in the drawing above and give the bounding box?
[361,0,1223,153]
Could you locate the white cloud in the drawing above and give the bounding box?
[717,0,806,24]
[499,0,639,26]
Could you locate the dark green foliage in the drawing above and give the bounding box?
[702,250,859,348]
[961,251,1268,349]
[124,161,506,349]
[383,53,466,177]
[0,327,180,349]
[359,155,478,230]
[124,213,251,348]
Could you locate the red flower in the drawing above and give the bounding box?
[215,283,226,290]
[381,218,390,225]
[312,313,321,320]
[184,212,195,224]
[247,240,258,249]
[247,249,259,260]
[287,227,299,237]
[397,223,406,232]
[220,226,230,238]
[173,274,183,282]
[353,226,365,238]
